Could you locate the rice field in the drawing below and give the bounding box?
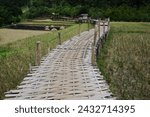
[97,22,150,99]
[0,29,48,45]
[19,19,74,26]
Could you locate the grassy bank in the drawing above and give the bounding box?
[97,22,150,99]
[0,23,91,99]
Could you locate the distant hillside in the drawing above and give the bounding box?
[0,0,150,26]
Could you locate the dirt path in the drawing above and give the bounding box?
[5,23,114,100]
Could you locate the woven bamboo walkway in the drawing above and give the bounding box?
[5,21,114,100]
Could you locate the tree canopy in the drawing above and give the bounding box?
[0,0,150,26]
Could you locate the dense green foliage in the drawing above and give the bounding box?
[0,0,150,26]
[28,0,150,21]
[0,0,29,26]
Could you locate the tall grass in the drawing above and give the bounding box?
[0,23,90,99]
[97,22,150,99]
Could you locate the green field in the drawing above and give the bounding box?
[0,22,91,99]
[19,19,75,26]
[97,22,150,99]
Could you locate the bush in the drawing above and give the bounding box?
[89,7,104,19]
[0,5,22,26]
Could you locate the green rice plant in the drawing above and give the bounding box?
[97,22,150,99]
[19,20,75,26]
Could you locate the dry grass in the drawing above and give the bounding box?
[0,29,48,45]
[97,22,150,99]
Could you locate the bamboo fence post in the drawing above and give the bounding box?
[98,38,101,55]
[93,24,97,46]
[92,44,97,66]
[98,19,101,39]
[97,19,101,57]
[103,20,105,35]
[88,18,90,31]
[29,63,32,73]
[58,32,61,45]
[108,18,110,31]
[35,41,41,66]
[79,23,81,36]
[92,25,97,66]
[92,45,95,66]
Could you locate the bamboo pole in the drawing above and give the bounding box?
[35,41,41,66]
[79,23,81,36]
[92,45,97,66]
[93,24,97,46]
[92,25,97,66]
[58,32,61,45]
[108,18,110,31]
[88,18,90,31]
[103,21,105,35]
[29,63,32,73]
[98,19,101,39]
